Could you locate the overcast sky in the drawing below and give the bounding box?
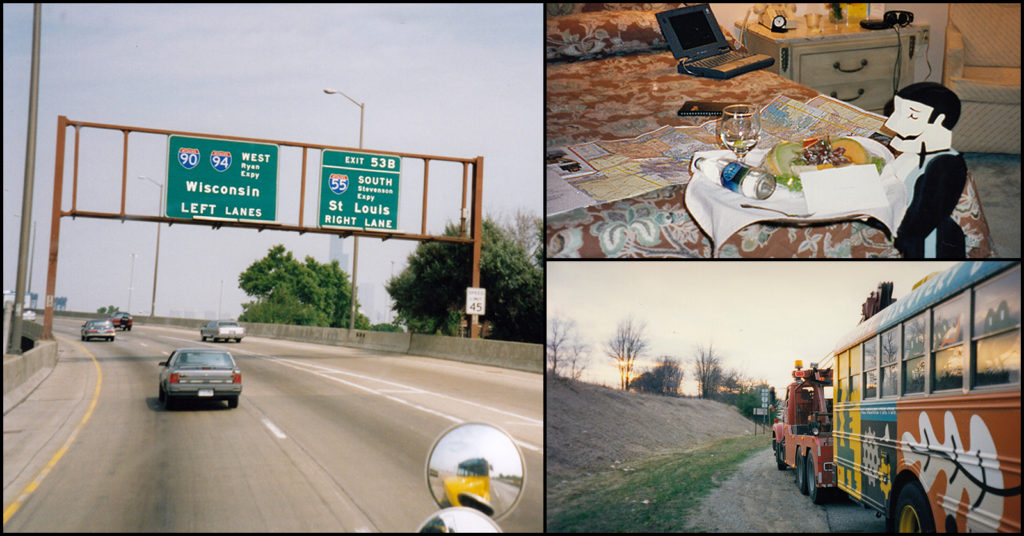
[3,3,541,322]
[547,261,961,395]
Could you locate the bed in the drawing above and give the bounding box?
[544,4,995,258]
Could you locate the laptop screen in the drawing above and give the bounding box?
[656,4,729,60]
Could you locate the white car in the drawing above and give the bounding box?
[81,319,116,341]
[200,320,245,343]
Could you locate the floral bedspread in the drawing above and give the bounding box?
[545,10,995,258]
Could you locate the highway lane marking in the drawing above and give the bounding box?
[3,336,102,527]
[261,418,288,439]
[157,338,543,453]
[262,357,542,453]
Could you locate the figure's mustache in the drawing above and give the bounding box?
[893,132,922,141]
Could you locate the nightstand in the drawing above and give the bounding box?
[735,21,929,113]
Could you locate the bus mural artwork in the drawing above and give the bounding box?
[831,261,1020,533]
[902,409,1017,532]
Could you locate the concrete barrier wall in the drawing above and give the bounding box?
[3,338,57,414]
[48,311,542,373]
[409,334,542,373]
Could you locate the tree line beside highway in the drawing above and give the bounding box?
[548,315,772,419]
[237,213,543,344]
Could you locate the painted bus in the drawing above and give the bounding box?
[832,261,1020,532]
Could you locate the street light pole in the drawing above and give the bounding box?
[128,253,139,314]
[323,87,364,332]
[138,176,162,317]
[8,4,41,354]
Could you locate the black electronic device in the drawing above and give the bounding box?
[884,10,914,28]
[860,10,914,30]
[656,4,775,80]
[677,101,738,117]
[859,18,890,30]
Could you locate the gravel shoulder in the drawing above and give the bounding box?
[547,376,887,532]
[687,446,887,532]
[686,446,831,532]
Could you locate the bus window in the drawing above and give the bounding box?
[933,293,968,391]
[904,312,926,359]
[935,346,966,390]
[880,327,899,397]
[849,345,862,401]
[836,350,847,402]
[974,266,1021,387]
[864,337,878,398]
[904,313,927,394]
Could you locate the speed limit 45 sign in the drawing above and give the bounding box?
[465,287,486,316]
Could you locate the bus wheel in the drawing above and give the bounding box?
[895,481,935,533]
[796,450,809,495]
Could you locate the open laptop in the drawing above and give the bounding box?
[656,4,774,80]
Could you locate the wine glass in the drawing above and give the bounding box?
[718,104,761,161]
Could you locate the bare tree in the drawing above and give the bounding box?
[547,317,572,377]
[692,342,724,399]
[565,337,590,381]
[547,316,590,380]
[715,367,748,403]
[630,355,684,395]
[605,316,648,390]
[654,355,684,395]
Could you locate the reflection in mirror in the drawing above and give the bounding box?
[426,422,524,522]
[417,506,501,532]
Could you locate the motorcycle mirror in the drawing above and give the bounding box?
[425,422,525,522]
[416,506,502,533]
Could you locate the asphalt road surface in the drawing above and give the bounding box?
[3,319,542,532]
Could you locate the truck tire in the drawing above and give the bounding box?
[796,450,809,495]
[807,451,826,504]
[895,481,935,532]
[774,440,787,470]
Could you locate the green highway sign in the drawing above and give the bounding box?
[319,150,401,231]
[166,135,279,222]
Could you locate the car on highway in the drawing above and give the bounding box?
[158,347,242,410]
[81,319,116,342]
[109,311,132,331]
[200,319,245,342]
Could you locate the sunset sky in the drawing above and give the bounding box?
[547,261,959,395]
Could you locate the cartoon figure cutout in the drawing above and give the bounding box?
[883,82,967,258]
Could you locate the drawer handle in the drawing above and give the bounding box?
[830,88,865,102]
[833,59,868,73]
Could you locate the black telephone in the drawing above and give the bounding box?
[860,10,914,30]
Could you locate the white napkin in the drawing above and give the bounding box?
[684,136,905,257]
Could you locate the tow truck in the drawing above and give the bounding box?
[771,359,835,504]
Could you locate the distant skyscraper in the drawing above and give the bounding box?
[328,235,377,322]
[329,235,351,271]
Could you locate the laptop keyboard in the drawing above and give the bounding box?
[690,50,750,68]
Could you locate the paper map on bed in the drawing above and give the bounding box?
[547,95,887,216]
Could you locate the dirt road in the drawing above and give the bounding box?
[685,446,887,532]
